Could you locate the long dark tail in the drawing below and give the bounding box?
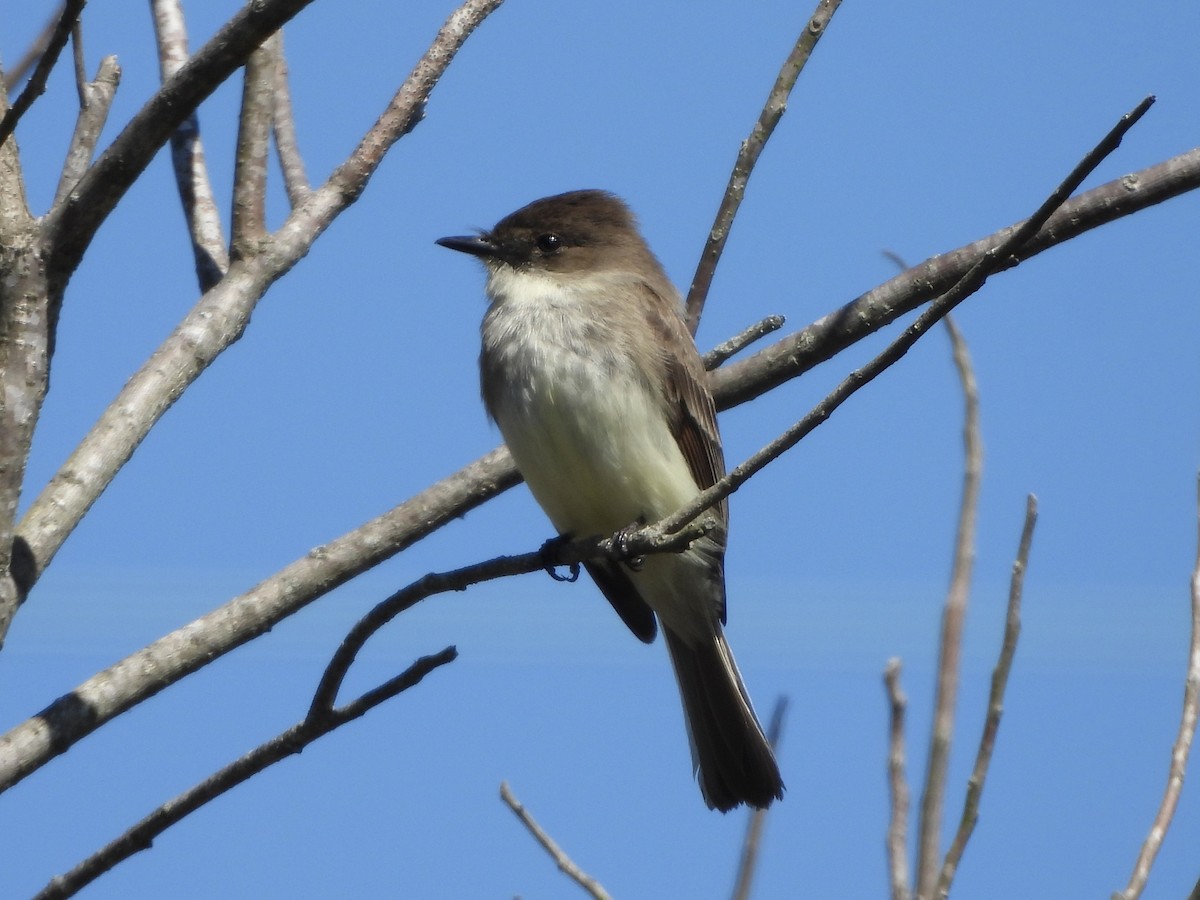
[663,626,784,812]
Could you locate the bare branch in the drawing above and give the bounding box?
[0,446,516,794]
[309,519,716,716]
[1115,475,1200,899]
[16,0,506,598]
[40,516,703,896]
[2,3,67,91]
[885,659,911,900]
[915,315,983,897]
[51,55,120,210]
[230,36,275,259]
[69,20,86,106]
[660,98,1152,551]
[269,33,310,206]
[34,648,456,900]
[0,0,85,149]
[713,146,1200,409]
[703,314,786,370]
[731,696,788,900]
[685,0,843,332]
[936,494,1037,898]
[42,0,320,291]
[500,781,612,900]
[150,0,229,290]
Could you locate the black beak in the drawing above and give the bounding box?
[435,234,496,258]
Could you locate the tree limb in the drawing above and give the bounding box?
[269,33,310,206]
[230,36,275,259]
[703,314,786,369]
[15,0,506,602]
[51,55,120,210]
[712,145,1200,409]
[34,647,457,900]
[0,447,516,794]
[42,0,319,292]
[150,0,229,290]
[2,3,68,91]
[915,315,983,897]
[685,0,843,332]
[500,781,612,900]
[0,0,86,149]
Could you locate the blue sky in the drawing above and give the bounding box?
[2,1,1198,897]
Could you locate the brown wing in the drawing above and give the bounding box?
[585,279,730,639]
[641,282,730,623]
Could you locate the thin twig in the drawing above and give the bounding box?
[684,0,843,332]
[18,0,506,597]
[658,97,1155,549]
[885,659,911,900]
[914,315,983,898]
[731,696,788,900]
[0,0,85,148]
[51,55,120,210]
[703,314,787,370]
[1115,474,1200,899]
[500,781,612,900]
[936,495,1037,898]
[713,145,1200,410]
[268,32,310,206]
[230,35,275,260]
[150,0,229,290]
[2,3,67,91]
[34,648,456,900]
[43,0,319,289]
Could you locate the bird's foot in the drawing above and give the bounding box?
[539,534,580,583]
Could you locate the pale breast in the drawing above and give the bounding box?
[481,277,700,539]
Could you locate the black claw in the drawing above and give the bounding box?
[540,534,580,582]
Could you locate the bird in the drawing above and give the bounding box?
[437,189,783,811]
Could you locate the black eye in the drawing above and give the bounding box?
[535,233,562,254]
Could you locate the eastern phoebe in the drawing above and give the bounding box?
[437,190,783,811]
